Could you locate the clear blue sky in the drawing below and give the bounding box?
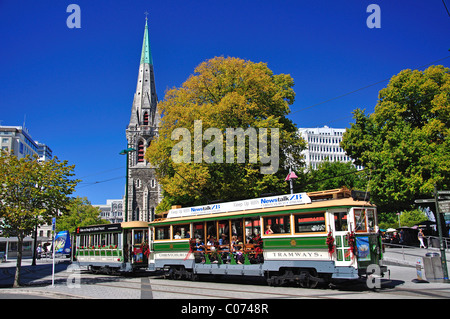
[1,0,449,205]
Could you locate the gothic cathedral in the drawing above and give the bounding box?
[125,19,161,222]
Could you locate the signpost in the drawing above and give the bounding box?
[415,186,449,282]
[51,217,56,287]
[434,186,449,281]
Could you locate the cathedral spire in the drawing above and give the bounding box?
[140,18,153,65]
[124,17,161,222]
[128,18,158,129]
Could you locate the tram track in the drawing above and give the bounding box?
[57,271,340,299]
[70,273,347,299]
[75,277,450,299]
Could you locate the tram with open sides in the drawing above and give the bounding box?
[74,221,150,274]
[148,188,387,288]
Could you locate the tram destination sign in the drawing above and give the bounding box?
[76,223,122,234]
[167,193,312,219]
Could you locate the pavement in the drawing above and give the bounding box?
[0,249,449,299]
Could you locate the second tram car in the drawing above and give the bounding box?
[74,221,150,274]
[148,188,387,287]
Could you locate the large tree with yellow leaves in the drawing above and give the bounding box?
[146,57,306,211]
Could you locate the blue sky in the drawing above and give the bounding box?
[0,0,449,205]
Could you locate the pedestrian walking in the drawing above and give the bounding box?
[36,244,43,260]
[418,229,426,248]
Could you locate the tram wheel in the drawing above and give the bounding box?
[299,270,319,289]
[168,266,185,280]
[300,269,321,288]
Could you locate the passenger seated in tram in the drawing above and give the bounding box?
[219,233,230,263]
[194,238,205,263]
[195,238,204,251]
[235,241,244,264]
[265,225,274,235]
[206,235,220,263]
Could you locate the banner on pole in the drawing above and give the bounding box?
[54,231,71,255]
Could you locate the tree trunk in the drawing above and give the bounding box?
[13,232,23,288]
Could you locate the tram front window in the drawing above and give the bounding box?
[367,209,376,232]
[134,229,148,244]
[354,209,367,232]
[334,212,348,231]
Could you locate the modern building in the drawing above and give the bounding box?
[94,199,124,224]
[298,126,363,171]
[124,18,162,222]
[0,125,52,161]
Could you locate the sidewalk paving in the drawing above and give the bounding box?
[0,254,449,299]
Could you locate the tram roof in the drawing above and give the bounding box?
[149,196,375,226]
[121,221,149,229]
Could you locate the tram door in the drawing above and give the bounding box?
[123,228,149,265]
[331,211,353,266]
[124,230,132,263]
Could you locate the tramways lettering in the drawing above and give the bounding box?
[265,251,328,260]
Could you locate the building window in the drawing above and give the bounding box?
[143,112,149,125]
[138,141,145,162]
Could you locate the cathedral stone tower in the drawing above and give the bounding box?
[125,18,161,222]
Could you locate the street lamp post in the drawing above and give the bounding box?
[120,147,136,223]
[285,167,298,194]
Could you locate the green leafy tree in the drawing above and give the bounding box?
[399,209,428,228]
[147,56,306,210]
[0,151,79,287]
[302,160,368,192]
[341,65,450,214]
[56,196,108,234]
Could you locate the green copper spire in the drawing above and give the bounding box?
[140,19,153,65]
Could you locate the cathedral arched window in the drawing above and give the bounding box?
[143,112,149,125]
[138,141,145,162]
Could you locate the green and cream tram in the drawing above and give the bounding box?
[74,221,150,274]
[148,188,387,287]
